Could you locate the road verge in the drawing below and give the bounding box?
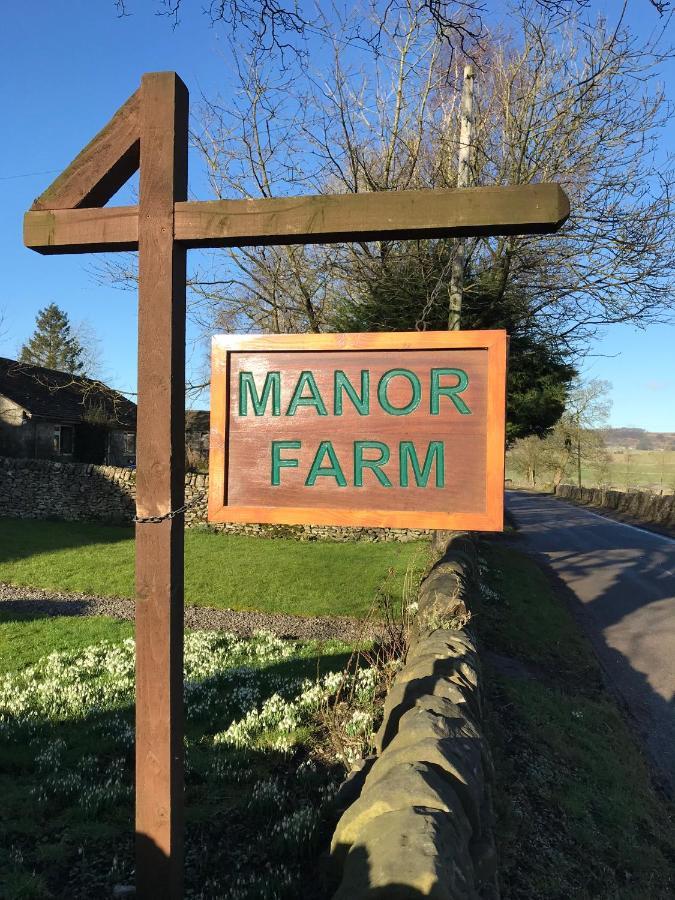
[477,540,675,897]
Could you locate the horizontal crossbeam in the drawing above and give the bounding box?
[23,183,569,254]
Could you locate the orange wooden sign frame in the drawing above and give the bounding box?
[209,330,507,532]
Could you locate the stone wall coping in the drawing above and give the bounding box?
[555,483,675,528]
[330,532,498,899]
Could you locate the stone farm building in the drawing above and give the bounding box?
[0,357,137,466]
[0,357,212,469]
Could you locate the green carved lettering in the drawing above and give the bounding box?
[378,369,421,416]
[239,371,281,417]
[287,371,328,416]
[305,441,347,486]
[271,440,301,485]
[354,441,392,487]
[334,370,369,415]
[430,368,471,415]
[400,441,445,488]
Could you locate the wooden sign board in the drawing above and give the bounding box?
[209,330,507,531]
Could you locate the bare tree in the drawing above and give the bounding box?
[113,1,672,58]
[537,413,611,487]
[72,320,104,380]
[622,446,636,490]
[114,0,484,59]
[446,4,675,353]
[560,377,612,486]
[509,433,549,485]
[99,0,675,383]
[190,55,334,334]
[191,3,675,343]
[508,378,612,487]
[183,3,460,337]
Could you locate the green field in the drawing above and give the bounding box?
[602,448,675,491]
[0,518,428,619]
[507,448,675,493]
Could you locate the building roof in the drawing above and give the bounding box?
[185,410,210,431]
[0,357,137,427]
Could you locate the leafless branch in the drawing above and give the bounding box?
[101,1,675,368]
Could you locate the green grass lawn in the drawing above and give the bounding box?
[0,615,134,675]
[0,518,428,618]
[478,542,675,898]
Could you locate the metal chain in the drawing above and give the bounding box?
[133,497,201,525]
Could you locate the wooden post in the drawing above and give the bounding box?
[135,72,189,899]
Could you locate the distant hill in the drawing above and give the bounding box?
[600,428,675,451]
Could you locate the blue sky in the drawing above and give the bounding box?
[1,1,673,430]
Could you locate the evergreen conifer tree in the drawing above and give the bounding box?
[331,253,576,442]
[20,304,85,374]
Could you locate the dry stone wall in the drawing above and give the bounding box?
[0,456,427,541]
[330,532,498,899]
[0,456,136,525]
[555,483,675,529]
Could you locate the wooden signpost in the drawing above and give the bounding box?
[23,71,569,898]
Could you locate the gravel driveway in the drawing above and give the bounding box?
[0,582,379,643]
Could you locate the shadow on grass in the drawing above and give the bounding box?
[0,599,117,624]
[0,649,354,899]
[0,516,132,567]
[0,515,425,620]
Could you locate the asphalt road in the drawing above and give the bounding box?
[506,490,675,795]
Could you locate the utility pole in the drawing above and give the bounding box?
[448,65,475,331]
[577,411,583,488]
